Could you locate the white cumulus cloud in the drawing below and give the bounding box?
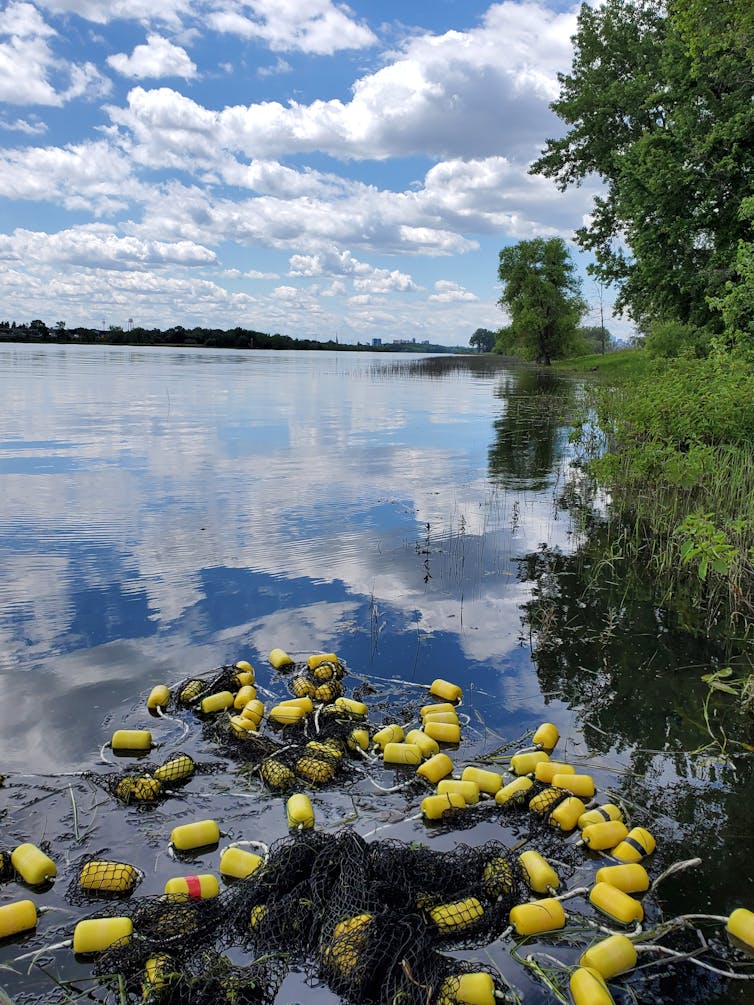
[208,0,376,55]
[0,0,109,105]
[429,280,478,303]
[37,0,192,28]
[0,225,217,269]
[107,34,197,79]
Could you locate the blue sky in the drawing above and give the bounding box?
[0,0,626,345]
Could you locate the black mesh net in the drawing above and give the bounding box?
[0,849,15,882]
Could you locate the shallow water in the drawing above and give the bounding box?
[0,344,751,1003]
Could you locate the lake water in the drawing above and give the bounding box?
[0,344,751,1004]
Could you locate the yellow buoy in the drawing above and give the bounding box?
[347,727,370,752]
[164,874,219,900]
[532,722,559,750]
[481,857,513,898]
[307,652,339,671]
[495,776,534,805]
[509,751,550,775]
[437,778,480,804]
[306,740,342,762]
[116,776,162,803]
[580,934,638,977]
[269,648,294,669]
[0,900,37,939]
[611,827,655,863]
[428,897,484,933]
[111,729,153,752]
[435,972,496,1005]
[549,796,586,832]
[153,754,195,784]
[11,843,57,885]
[422,720,461,745]
[551,773,595,798]
[594,863,649,894]
[509,898,565,936]
[170,819,220,852]
[73,917,133,954]
[461,765,503,795]
[278,695,314,712]
[179,678,206,704]
[589,883,644,925]
[422,710,459,725]
[404,729,440,758]
[582,821,629,851]
[420,702,457,718]
[534,760,575,784]
[429,679,463,702]
[241,699,265,723]
[287,793,315,829]
[417,753,453,783]
[578,804,623,829]
[334,697,368,717]
[291,676,316,698]
[235,660,254,674]
[142,954,178,998]
[324,913,371,975]
[421,792,466,820]
[233,685,257,708]
[314,681,343,703]
[295,755,336,785]
[569,966,615,1005]
[260,760,296,790]
[518,850,559,893]
[268,704,307,726]
[229,715,259,737]
[146,685,170,711]
[373,724,405,750]
[79,861,139,894]
[727,908,754,952]
[383,742,423,766]
[219,847,264,880]
[528,786,567,815]
[199,691,234,714]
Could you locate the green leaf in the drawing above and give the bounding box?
[698,556,708,579]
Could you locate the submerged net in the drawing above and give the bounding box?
[49,829,519,1005]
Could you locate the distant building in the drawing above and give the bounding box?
[372,337,382,346]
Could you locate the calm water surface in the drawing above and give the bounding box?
[0,345,750,1003]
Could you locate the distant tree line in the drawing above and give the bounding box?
[0,320,465,355]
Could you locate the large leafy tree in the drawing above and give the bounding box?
[531,0,754,334]
[496,238,586,365]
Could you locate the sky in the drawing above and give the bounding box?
[0,0,625,346]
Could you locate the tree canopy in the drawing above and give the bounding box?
[469,328,496,352]
[496,238,586,365]
[531,0,754,337]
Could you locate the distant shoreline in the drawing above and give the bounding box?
[0,326,469,355]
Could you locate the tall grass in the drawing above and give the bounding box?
[571,350,754,637]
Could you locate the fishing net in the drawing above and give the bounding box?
[0,849,15,882]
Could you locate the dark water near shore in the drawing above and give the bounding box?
[0,345,751,1003]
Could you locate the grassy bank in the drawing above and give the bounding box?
[554,347,652,382]
[563,347,754,640]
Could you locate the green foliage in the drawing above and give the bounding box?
[674,512,738,580]
[576,351,754,633]
[577,325,613,354]
[644,320,712,359]
[496,238,586,365]
[532,0,754,337]
[469,328,496,352]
